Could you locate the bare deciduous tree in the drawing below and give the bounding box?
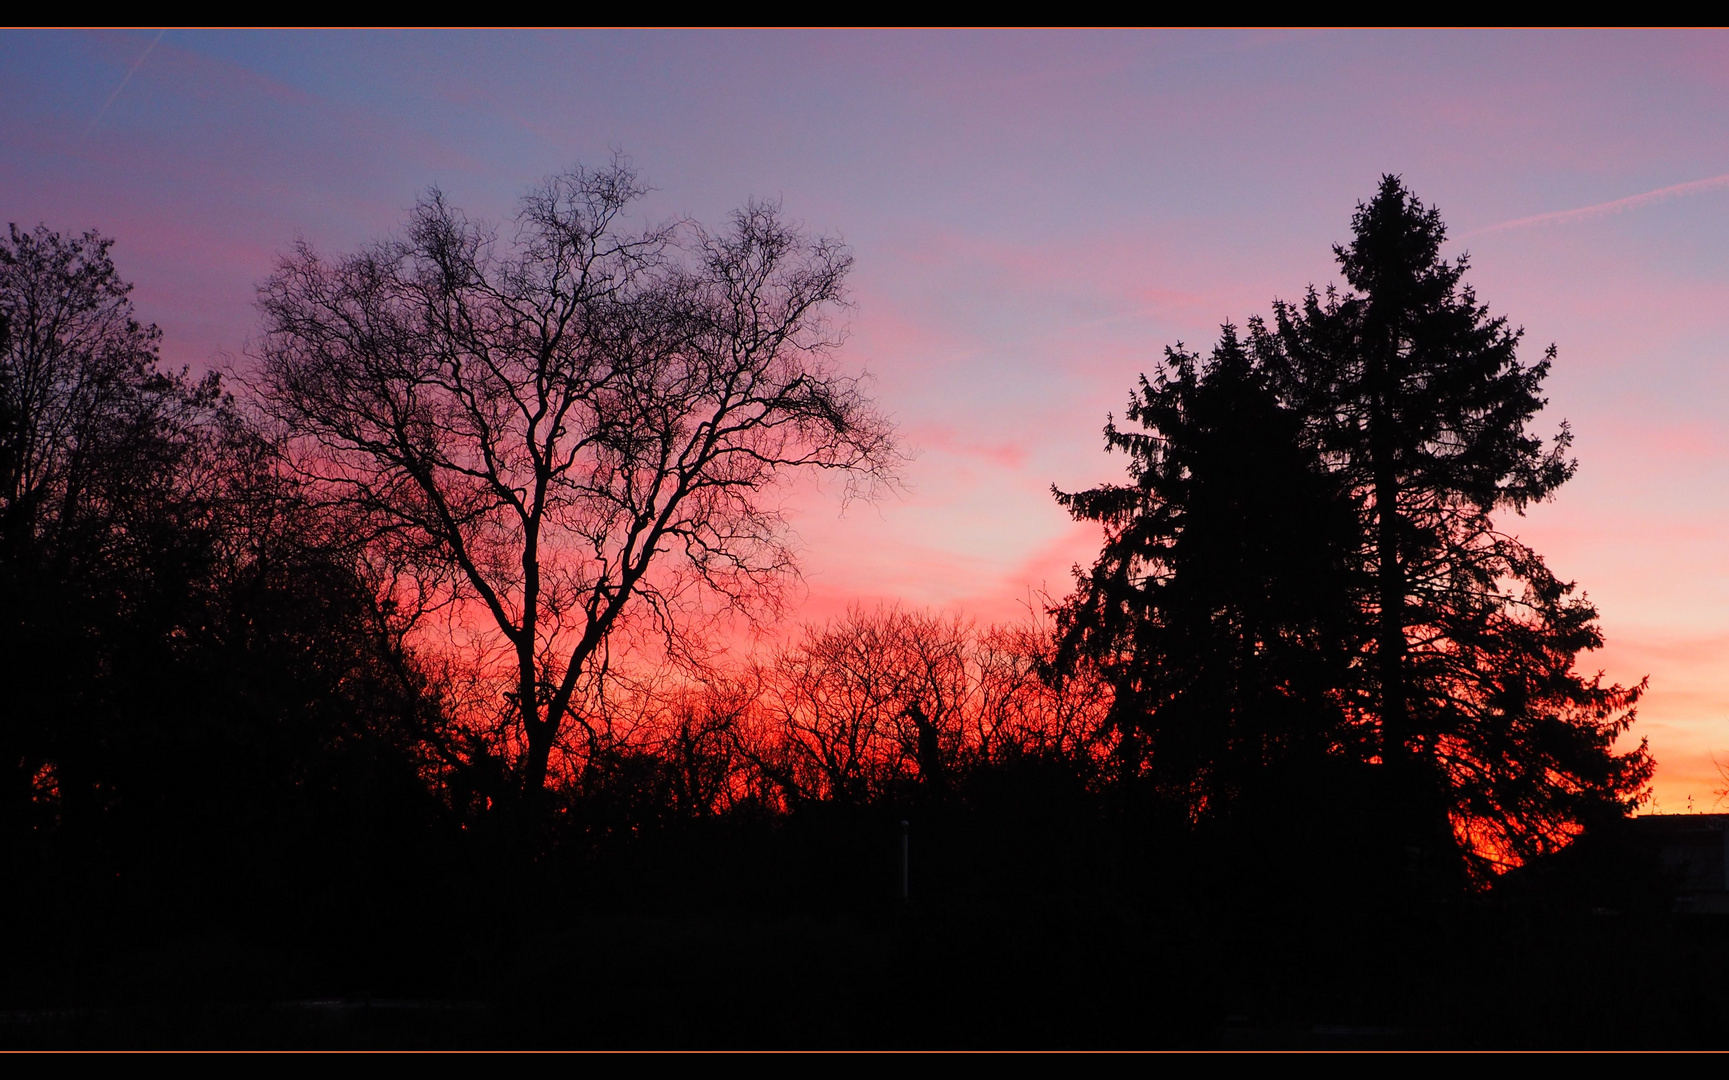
[252,162,897,799]
[748,605,1110,806]
[766,606,937,804]
[0,224,221,568]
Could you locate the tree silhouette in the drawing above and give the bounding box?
[1260,176,1650,873]
[0,224,221,569]
[0,223,455,952]
[742,604,1106,809]
[1053,327,1364,820]
[0,223,226,852]
[1055,178,1651,878]
[253,161,898,802]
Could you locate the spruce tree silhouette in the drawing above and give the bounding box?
[1053,326,1362,825]
[1260,176,1650,878]
[1055,178,1651,887]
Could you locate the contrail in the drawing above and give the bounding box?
[1466,172,1729,237]
[83,28,165,138]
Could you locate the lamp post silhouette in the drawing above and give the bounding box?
[900,820,910,903]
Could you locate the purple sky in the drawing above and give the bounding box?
[5,29,1727,808]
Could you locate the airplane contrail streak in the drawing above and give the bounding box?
[84,29,166,138]
[1466,172,1729,237]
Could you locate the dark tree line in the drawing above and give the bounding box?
[0,223,460,977]
[0,176,1674,1047]
[0,180,1653,891]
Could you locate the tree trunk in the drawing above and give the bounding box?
[1373,460,1408,769]
[908,702,944,799]
[521,722,553,798]
[518,647,553,800]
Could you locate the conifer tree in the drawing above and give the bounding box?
[1257,176,1650,873]
[1053,327,1363,821]
[1057,177,1652,878]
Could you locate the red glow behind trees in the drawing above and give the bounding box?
[559,604,1111,819]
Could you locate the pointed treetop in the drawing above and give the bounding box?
[1334,174,1460,298]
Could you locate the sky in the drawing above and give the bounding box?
[4,28,1727,810]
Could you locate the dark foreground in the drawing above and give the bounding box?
[8,911,1729,1050]
[7,799,1729,1050]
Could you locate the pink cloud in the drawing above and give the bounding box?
[905,424,1028,470]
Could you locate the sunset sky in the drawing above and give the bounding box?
[4,29,1727,810]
